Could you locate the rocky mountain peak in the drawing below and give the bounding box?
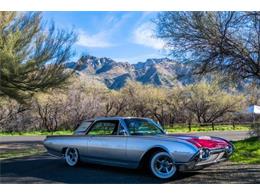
[66,55,194,89]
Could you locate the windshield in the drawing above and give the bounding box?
[124,118,165,135]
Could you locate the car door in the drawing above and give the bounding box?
[86,120,127,166]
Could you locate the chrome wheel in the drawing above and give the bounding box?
[150,152,176,179]
[65,148,79,166]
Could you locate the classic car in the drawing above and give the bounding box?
[43,117,234,179]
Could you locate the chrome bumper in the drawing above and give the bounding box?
[178,147,234,171]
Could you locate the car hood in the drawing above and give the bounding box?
[167,134,231,149]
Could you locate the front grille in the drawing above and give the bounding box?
[196,150,227,166]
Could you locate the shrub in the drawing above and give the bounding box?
[250,123,260,138]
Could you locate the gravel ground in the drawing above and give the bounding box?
[0,153,259,184]
[0,136,45,143]
[0,142,43,153]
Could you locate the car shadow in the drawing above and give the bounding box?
[0,153,197,184]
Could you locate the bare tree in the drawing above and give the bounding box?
[102,91,127,116]
[156,12,260,83]
[34,94,66,132]
[165,86,190,124]
[121,81,151,117]
[185,81,245,123]
[244,82,260,105]
[0,97,33,132]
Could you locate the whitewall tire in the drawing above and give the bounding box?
[65,148,79,167]
[149,151,177,179]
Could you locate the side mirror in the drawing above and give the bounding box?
[119,129,128,136]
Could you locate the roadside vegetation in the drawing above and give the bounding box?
[0,147,45,160]
[0,124,251,136]
[0,143,45,160]
[0,130,73,136]
[0,79,258,135]
[166,124,251,133]
[230,137,260,164]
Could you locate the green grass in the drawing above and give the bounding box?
[165,124,250,133]
[0,130,73,136]
[0,124,250,136]
[0,147,46,160]
[230,137,260,164]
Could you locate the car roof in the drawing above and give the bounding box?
[85,116,151,122]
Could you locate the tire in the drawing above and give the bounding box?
[149,151,177,179]
[64,148,79,167]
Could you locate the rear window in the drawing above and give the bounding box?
[74,121,93,134]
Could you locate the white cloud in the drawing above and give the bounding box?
[76,14,132,48]
[76,29,113,48]
[133,22,165,50]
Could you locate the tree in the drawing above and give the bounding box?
[144,87,168,126]
[102,90,128,116]
[156,12,260,83]
[165,86,190,124]
[121,81,151,117]
[0,97,30,132]
[185,81,244,123]
[63,76,107,128]
[121,81,170,125]
[244,82,260,105]
[34,91,67,132]
[33,75,108,131]
[0,12,77,103]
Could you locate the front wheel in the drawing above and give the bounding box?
[64,148,79,167]
[149,151,177,179]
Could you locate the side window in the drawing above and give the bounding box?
[87,121,118,136]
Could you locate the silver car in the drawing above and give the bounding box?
[43,117,234,179]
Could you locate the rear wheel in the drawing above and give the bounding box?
[65,148,79,166]
[149,151,177,179]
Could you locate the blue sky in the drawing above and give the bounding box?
[43,12,167,64]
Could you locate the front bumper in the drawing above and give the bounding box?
[178,146,234,171]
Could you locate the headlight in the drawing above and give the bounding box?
[200,148,210,160]
[225,145,233,155]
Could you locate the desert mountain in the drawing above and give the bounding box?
[66,55,194,89]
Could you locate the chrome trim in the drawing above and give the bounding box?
[209,148,226,154]
[189,150,200,161]
[195,157,227,166]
